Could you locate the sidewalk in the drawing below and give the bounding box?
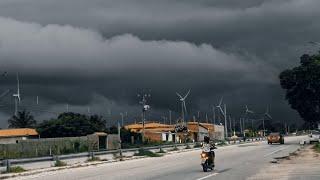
[248,145,320,180]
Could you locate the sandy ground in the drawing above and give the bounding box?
[247,145,320,180]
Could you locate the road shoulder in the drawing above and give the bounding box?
[247,145,320,180]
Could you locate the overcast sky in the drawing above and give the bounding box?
[0,0,319,127]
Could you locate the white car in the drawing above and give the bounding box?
[309,132,320,144]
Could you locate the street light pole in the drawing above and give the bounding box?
[120,113,124,127]
[118,121,122,160]
[139,93,150,143]
[224,104,228,138]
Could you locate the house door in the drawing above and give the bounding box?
[98,136,107,150]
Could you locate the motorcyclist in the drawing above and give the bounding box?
[202,136,216,167]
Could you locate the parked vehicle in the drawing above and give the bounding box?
[309,131,320,144]
[267,132,284,144]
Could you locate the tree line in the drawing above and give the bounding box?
[7,110,140,142]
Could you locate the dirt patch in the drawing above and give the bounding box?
[247,146,320,180]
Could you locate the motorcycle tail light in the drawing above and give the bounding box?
[201,153,206,158]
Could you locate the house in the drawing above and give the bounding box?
[0,128,39,144]
[125,122,176,142]
[186,122,209,142]
[125,121,225,143]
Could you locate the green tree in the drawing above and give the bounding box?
[8,110,36,128]
[37,112,107,138]
[279,53,320,128]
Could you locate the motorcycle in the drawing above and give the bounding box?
[200,145,216,172]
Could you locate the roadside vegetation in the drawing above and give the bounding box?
[280,52,320,128]
[54,160,67,167]
[87,156,101,162]
[169,146,179,151]
[134,148,162,157]
[3,166,26,174]
[185,144,192,149]
[157,148,166,153]
[193,142,202,148]
[313,143,320,153]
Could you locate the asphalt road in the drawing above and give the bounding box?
[11,136,307,180]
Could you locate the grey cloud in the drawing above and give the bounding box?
[0,0,315,126]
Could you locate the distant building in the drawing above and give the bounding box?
[125,121,225,143]
[125,122,176,142]
[0,128,39,144]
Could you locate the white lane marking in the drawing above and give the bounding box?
[264,146,289,157]
[196,173,219,180]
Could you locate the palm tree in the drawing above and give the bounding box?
[8,110,36,128]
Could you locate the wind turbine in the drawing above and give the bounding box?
[12,73,21,116]
[176,89,190,123]
[245,105,254,114]
[264,106,272,120]
[0,89,10,100]
[216,97,228,138]
[243,105,254,136]
[261,105,272,137]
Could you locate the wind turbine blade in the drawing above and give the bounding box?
[265,113,272,120]
[0,89,10,99]
[218,96,223,106]
[183,89,191,99]
[176,92,183,99]
[218,107,224,115]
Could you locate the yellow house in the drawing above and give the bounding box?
[0,128,39,144]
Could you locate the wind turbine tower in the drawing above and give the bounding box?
[12,73,21,116]
[217,97,228,138]
[263,105,273,136]
[176,89,190,124]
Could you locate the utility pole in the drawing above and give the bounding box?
[224,104,228,138]
[212,106,216,125]
[87,107,91,115]
[229,115,232,136]
[169,110,172,125]
[120,113,124,127]
[262,117,265,137]
[206,113,208,123]
[239,118,243,135]
[139,93,150,143]
[118,121,122,160]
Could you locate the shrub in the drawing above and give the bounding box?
[157,148,166,153]
[169,146,179,151]
[87,156,101,162]
[185,144,192,149]
[54,160,67,167]
[134,148,162,157]
[194,142,202,148]
[6,166,26,173]
[314,143,320,153]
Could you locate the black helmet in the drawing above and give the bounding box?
[204,136,210,143]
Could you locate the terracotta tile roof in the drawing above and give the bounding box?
[0,128,38,137]
[125,122,174,130]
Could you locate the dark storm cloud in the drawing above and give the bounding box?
[0,0,319,126]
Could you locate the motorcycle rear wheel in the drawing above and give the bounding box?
[202,163,208,172]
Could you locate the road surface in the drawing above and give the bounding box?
[11,136,307,180]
